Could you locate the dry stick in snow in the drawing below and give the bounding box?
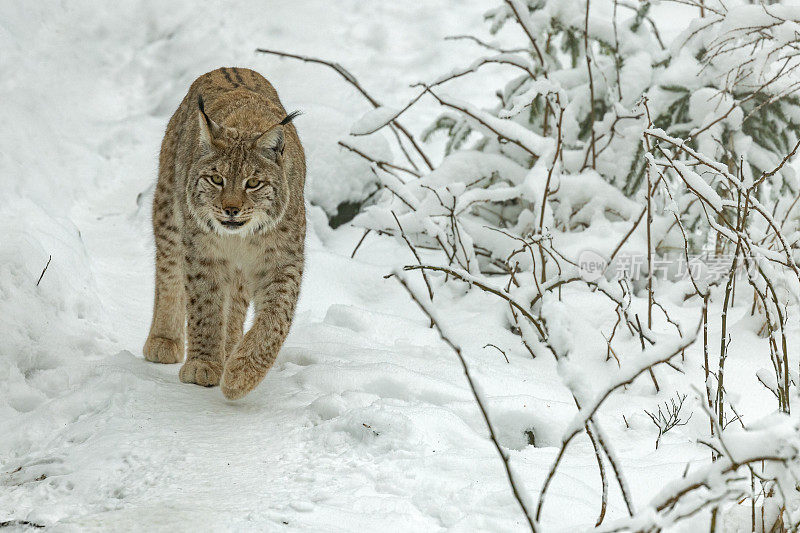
[650,133,800,411]
[645,119,800,519]
[0,520,45,530]
[255,48,433,171]
[740,254,791,413]
[36,255,52,287]
[350,229,372,259]
[364,166,418,213]
[484,343,510,364]
[761,273,790,413]
[598,446,794,532]
[569,395,622,527]
[584,113,644,167]
[409,253,646,524]
[653,300,683,338]
[649,160,709,299]
[687,52,800,146]
[395,272,538,533]
[525,270,655,347]
[605,206,646,270]
[694,392,794,528]
[758,137,800,247]
[760,137,800,185]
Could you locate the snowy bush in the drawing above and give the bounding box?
[330,0,800,529]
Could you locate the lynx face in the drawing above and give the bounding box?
[186,104,293,236]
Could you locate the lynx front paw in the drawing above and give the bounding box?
[179,358,223,387]
[221,355,266,400]
[143,336,184,364]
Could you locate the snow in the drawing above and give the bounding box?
[2,0,799,531]
[672,161,724,212]
[349,107,401,136]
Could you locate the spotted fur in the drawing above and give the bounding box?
[143,67,305,400]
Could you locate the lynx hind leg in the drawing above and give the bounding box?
[144,190,185,364]
[225,275,250,359]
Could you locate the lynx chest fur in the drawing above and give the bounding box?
[143,67,305,400]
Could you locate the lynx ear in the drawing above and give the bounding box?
[252,111,301,160]
[253,125,284,159]
[197,95,222,148]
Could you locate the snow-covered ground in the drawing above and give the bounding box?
[1,1,792,531]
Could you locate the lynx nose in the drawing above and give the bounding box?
[224,206,240,217]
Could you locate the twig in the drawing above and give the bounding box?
[584,0,597,169]
[484,343,510,364]
[445,34,528,54]
[36,255,52,287]
[503,0,547,67]
[636,315,661,393]
[585,421,609,526]
[351,229,371,259]
[0,520,45,529]
[642,99,655,331]
[392,211,434,303]
[644,392,693,449]
[338,141,419,179]
[255,48,433,170]
[538,100,563,282]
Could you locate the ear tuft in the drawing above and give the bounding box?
[197,94,221,149]
[279,110,302,126]
[251,111,301,159]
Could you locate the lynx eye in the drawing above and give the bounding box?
[208,174,224,186]
[245,177,262,189]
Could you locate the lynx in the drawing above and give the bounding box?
[143,67,305,400]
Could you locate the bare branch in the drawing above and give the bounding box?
[255,48,433,170]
